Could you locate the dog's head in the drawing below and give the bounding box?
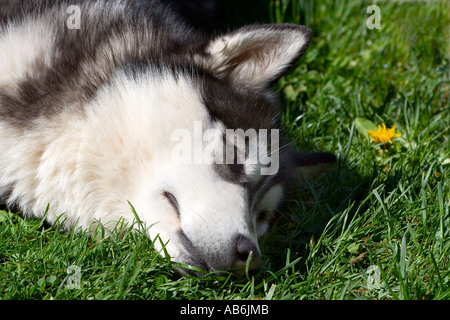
[125,24,335,276]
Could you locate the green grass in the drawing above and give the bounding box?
[1,0,449,300]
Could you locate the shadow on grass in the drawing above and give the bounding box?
[260,160,373,273]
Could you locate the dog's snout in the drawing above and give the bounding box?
[233,234,261,275]
[177,231,262,277]
[236,234,257,260]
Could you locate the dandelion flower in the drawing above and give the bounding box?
[368,123,401,144]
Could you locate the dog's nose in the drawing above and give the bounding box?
[232,234,261,276]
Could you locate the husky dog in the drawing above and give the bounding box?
[0,0,335,276]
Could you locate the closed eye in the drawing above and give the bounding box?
[163,191,180,216]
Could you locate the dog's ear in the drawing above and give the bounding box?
[288,152,337,188]
[199,24,311,88]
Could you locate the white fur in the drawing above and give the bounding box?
[0,18,55,93]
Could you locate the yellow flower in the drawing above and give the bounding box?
[368,123,401,144]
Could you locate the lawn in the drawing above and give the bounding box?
[1,0,449,300]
